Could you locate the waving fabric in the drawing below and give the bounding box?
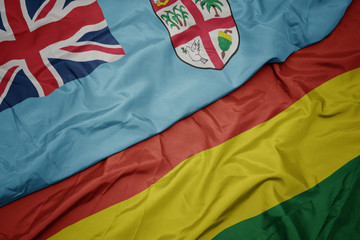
[0,0,352,206]
[0,1,359,239]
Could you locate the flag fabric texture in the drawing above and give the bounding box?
[0,0,125,111]
[0,0,359,239]
[0,0,352,207]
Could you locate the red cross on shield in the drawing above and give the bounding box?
[151,0,239,70]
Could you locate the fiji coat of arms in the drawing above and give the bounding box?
[151,0,239,70]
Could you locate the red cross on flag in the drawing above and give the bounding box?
[0,0,125,111]
[151,0,239,70]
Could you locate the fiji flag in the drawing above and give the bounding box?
[0,0,353,210]
[0,0,124,111]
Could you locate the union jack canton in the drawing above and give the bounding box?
[0,0,125,112]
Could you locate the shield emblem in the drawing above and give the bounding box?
[150,0,239,70]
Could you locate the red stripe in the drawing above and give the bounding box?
[0,1,106,95]
[181,0,224,68]
[182,0,206,24]
[35,0,57,21]
[0,66,17,97]
[25,53,56,95]
[33,2,106,53]
[61,45,125,55]
[200,34,224,69]
[171,17,236,47]
[0,1,359,240]
[4,0,29,38]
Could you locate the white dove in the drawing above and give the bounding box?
[185,40,208,64]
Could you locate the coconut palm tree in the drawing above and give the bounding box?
[195,0,223,17]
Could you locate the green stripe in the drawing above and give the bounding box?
[214,155,360,240]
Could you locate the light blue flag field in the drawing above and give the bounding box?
[0,0,352,206]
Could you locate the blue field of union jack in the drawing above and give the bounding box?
[0,0,125,112]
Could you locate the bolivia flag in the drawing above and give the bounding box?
[0,0,359,239]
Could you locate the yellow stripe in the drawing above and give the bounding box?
[51,68,360,240]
